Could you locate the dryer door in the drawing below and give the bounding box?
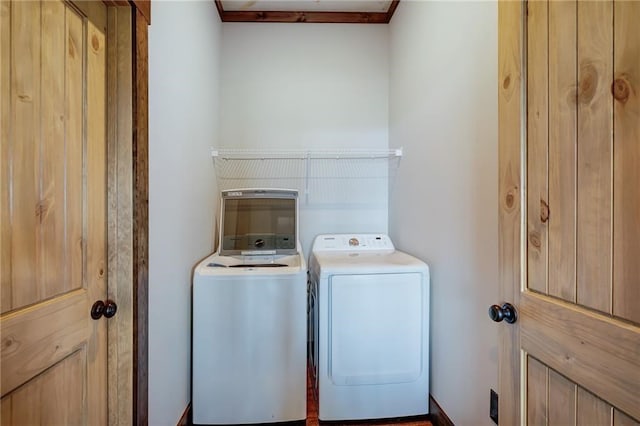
[328,273,426,386]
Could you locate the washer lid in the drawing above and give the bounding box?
[219,189,298,256]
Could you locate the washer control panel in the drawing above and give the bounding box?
[312,234,395,251]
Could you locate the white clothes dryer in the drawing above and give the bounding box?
[308,234,430,421]
[192,189,306,425]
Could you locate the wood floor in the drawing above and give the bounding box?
[306,369,432,426]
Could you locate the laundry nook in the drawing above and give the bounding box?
[146,1,501,424]
[189,143,430,425]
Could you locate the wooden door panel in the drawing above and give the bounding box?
[526,354,639,426]
[613,0,640,325]
[617,410,640,426]
[0,0,107,423]
[577,387,612,425]
[576,0,613,314]
[548,368,577,426]
[526,356,547,426]
[1,1,86,315]
[67,5,86,300]
[1,349,85,425]
[0,1,10,314]
[6,0,41,310]
[521,293,640,420]
[40,0,67,299]
[526,0,549,296]
[548,0,577,303]
[1,291,87,397]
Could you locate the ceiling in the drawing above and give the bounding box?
[215,0,399,23]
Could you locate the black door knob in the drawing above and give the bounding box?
[91,300,118,320]
[104,300,118,318]
[488,303,517,324]
[91,300,105,320]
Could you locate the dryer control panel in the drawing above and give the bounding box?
[312,234,395,251]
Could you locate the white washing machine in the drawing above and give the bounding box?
[192,189,306,425]
[308,234,430,421]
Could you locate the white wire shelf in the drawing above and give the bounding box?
[211,148,402,160]
[211,148,403,205]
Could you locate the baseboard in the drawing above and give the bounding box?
[177,403,192,426]
[429,395,454,426]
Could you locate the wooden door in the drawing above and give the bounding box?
[499,0,640,424]
[1,0,108,423]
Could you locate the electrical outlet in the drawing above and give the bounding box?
[490,389,499,425]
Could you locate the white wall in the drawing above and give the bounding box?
[389,2,499,425]
[148,1,221,424]
[220,24,389,256]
